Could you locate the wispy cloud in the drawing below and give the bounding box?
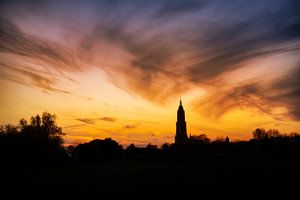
[76,116,117,124]
[0,18,81,72]
[99,117,117,122]
[63,123,87,129]
[123,124,138,129]
[76,118,95,124]
[0,63,71,94]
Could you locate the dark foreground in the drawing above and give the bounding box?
[2,114,300,196]
[2,154,300,196]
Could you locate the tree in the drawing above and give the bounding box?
[125,143,135,151]
[161,143,170,152]
[189,134,210,144]
[290,132,300,137]
[72,138,123,161]
[213,137,226,143]
[252,128,267,140]
[3,124,18,135]
[19,112,64,147]
[225,136,230,143]
[146,143,158,149]
[266,129,280,138]
[0,112,67,163]
[19,118,27,129]
[41,112,63,138]
[31,115,41,128]
[0,125,4,134]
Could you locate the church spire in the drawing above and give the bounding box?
[175,98,188,145]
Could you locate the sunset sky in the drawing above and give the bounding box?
[0,0,300,147]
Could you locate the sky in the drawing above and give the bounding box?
[0,0,300,147]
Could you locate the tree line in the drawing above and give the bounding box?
[1,112,300,164]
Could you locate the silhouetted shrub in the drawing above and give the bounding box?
[161,143,171,153]
[72,138,123,161]
[0,112,67,164]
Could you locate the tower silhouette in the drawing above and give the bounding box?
[175,99,188,145]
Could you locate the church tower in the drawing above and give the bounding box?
[175,99,188,145]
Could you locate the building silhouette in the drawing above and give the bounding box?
[175,99,188,145]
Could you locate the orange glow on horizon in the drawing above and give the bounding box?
[1,67,299,147]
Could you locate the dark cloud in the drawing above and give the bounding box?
[88,0,300,106]
[63,123,87,129]
[184,0,300,82]
[187,45,300,83]
[99,117,117,122]
[268,66,300,119]
[155,0,206,17]
[195,65,300,120]
[76,118,95,124]
[76,117,117,124]
[123,124,138,129]
[0,18,81,72]
[194,82,273,119]
[90,15,191,102]
[0,63,71,94]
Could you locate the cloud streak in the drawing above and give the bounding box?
[0,18,81,72]
[0,63,71,94]
[76,117,117,124]
[76,118,95,124]
[99,117,117,122]
[123,124,138,129]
